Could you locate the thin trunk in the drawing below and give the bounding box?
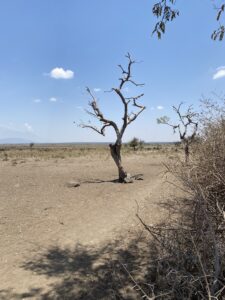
[184,143,189,164]
[109,143,127,182]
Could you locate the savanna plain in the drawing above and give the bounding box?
[0,144,178,299]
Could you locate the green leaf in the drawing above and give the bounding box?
[159,21,165,33]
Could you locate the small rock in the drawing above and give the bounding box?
[66,181,80,188]
[124,173,134,183]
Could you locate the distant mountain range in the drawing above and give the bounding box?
[0,138,33,144]
[0,125,37,144]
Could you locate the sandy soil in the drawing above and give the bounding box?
[0,153,173,299]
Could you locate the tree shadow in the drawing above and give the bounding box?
[1,234,159,300]
[82,178,119,184]
[81,174,144,185]
[3,209,216,299]
[0,288,43,300]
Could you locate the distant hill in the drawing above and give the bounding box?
[0,138,33,144]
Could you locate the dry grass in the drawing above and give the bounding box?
[0,143,180,161]
[134,100,225,299]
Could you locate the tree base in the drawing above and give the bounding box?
[123,173,134,183]
[118,173,144,183]
[109,143,143,183]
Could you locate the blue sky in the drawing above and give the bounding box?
[0,0,224,143]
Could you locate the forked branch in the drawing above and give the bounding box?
[157,103,198,163]
[157,102,198,143]
[79,87,119,136]
[80,54,146,144]
[118,53,144,90]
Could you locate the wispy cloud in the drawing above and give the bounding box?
[50,67,74,79]
[93,88,101,92]
[213,66,225,80]
[0,124,15,131]
[33,99,41,103]
[49,97,57,102]
[24,123,33,132]
[157,105,164,110]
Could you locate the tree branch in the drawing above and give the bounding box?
[80,87,120,136]
[127,96,146,124]
[157,103,198,143]
[79,54,145,144]
[152,0,179,39]
[172,103,198,142]
[152,0,225,41]
[115,54,146,139]
[118,53,144,90]
[79,123,111,136]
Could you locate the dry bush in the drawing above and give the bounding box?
[138,99,225,299]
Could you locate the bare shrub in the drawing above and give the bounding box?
[157,103,198,163]
[138,99,225,299]
[2,151,8,161]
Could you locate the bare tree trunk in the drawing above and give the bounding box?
[109,143,127,182]
[184,143,189,164]
[81,54,145,182]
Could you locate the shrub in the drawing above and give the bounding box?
[139,99,225,299]
[128,137,145,151]
[129,137,139,151]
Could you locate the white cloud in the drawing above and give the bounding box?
[33,99,41,103]
[213,66,225,80]
[49,97,57,102]
[157,105,164,110]
[50,67,74,79]
[93,88,101,92]
[24,123,33,132]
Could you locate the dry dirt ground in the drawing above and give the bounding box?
[0,150,176,299]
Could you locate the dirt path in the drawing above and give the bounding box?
[0,153,170,299]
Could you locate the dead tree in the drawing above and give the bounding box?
[79,53,146,182]
[157,103,198,163]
